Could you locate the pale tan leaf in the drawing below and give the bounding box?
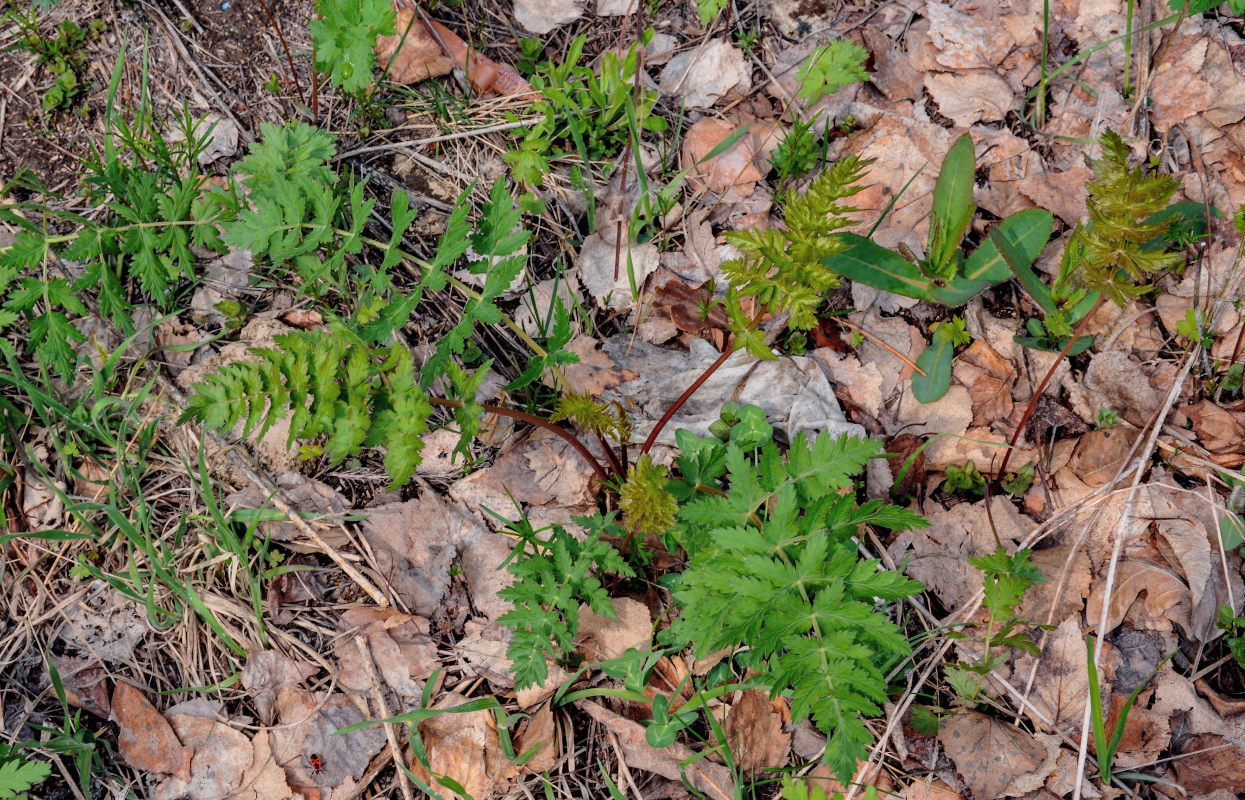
[577,699,734,800]
[408,693,516,800]
[938,711,1056,799]
[724,690,790,775]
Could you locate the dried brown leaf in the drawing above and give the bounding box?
[112,681,191,779]
[577,699,734,800]
[724,690,790,775]
[408,692,516,800]
[938,711,1056,799]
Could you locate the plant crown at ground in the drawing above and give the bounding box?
[665,420,926,782]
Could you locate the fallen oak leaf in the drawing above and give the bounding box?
[577,699,734,800]
[112,682,192,780]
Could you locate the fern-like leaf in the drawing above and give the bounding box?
[669,423,924,784]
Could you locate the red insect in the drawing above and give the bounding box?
[307,753,323,775]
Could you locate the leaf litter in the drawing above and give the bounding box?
[5,0,1245,797]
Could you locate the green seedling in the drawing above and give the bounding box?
[1086,637,1172,786]
[946,547,1047,707]
[1001,462,1035,495]
[943,461,985,498]
[1176,308,1214,349]
[1217,605,1245,668]
[825,134,1054,311]
[5,2,105,111]
[505,34,664,186]
[797,39,869,103]
[826,135,1054,400]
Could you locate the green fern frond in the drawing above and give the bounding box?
[619,454,677,536]
[181,330,432,487]
[1074,129,1183,305]
[721,156,870,352]
[550,391,632,444]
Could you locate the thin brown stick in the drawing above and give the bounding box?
[427,397,612,485]
[834,317,927,377]
[641,344,736,454]
[996,295,1107,481]
[254,0,306,106]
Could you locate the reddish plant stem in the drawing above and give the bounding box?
[641,343,736,454]
[254,0,305,106]
[594,429,626,478]
[996,295,1107,480]
[427,397,612,486]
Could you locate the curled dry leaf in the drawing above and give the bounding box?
[456,617,573,709]
[374,1,454,84]
[242,650,319,726]
[577,596,651,662]
[448,426,600,526]
[1013,617,1116,738]
[50,655,111,718]
[514,701,558,774]
[887,497,1034,613]
[1172,733,1245,794]
[112,682,192,779]
[682,117,764,195]
[225,473,352,549]
[937,711,1059,799]
[271,690,386,795]
[335,606,439,706]
[576,699,734,800]
[358,491,504,617]
[901,778,966,800]
[724,690,790,776]
[157,704,293,800]
[658,39,750,110]
[376,2,534,97]
[408,692,517,800]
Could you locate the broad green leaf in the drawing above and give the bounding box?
[962,208,1054,284]
[822,235,935,301]
[989,225,1057,314]
[911,338,953,403]
[929,134,976,267]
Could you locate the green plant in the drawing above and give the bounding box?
[497,513,635,687]
[1216,605,1245,668]
[1214,363,1243,395]
[5,2,104,111]
[720,157,870,360]
[1000,130,1191,358]
[771,114,830,190]
[1176,0,1245,14]
[666,415,926,782]
[1086,637,1172,786]
[14,659,105,797]
[826,135,1052,308]
[797,40,869,104]
[825,135,1054,401]
[994,129,1194,482]
[912,315,970,403]
[1176,307,1214,349]
[942,461,985,498]
[0,746,50,800]
[505,35,664,186]
[1001,462,1035,496]
[945,547,1046,706]
[1096,408,1119,429]
[0,51,227,380]
[310,0,394,94]
[695,0,728,25]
